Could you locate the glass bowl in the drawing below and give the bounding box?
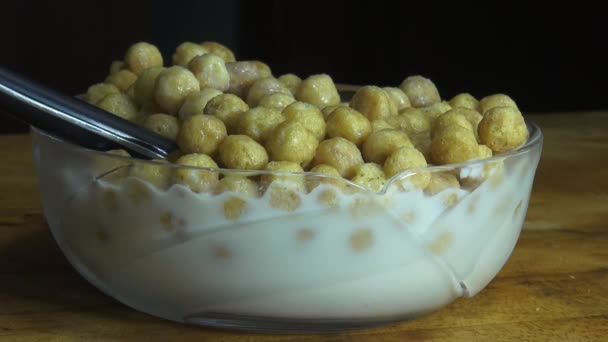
[30,122,542,332]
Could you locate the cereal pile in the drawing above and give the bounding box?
[85,41,528,194]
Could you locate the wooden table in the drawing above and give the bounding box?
[1,112,607,341]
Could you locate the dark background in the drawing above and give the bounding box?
[1,1,606,133]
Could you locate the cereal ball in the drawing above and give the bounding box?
[143,113,179,140]
[370,119,395,132]
[172,42,209,67]
[85,83,120,104]
[362,129,413,164]
[266,121,319,166]
[477,144,493,159]
[398,107,431,135]
[384,115,409,131]
[261,161,305,212]
[124,42,163,76]
[425,172,460,195]
[282,101,327,141]
[321,104,344,119]
[218,135,269,170]
[447,107,483,138]
[226,61,273,98]
[399,75,441,108]
[383,87,411,110]
[350,86,398,120]
[431,110,474,138]
[173,153,219,193]
[214,176,259,196]
[278,73,302,95]
[260,161,305,190]
[129,160,171,189]
[295,74,340,108]
[430,126,479,165]
[258,92,295,111]
[187,53,230,91]
[307,164,344,191]
[478,93,518,115]
[178,88,223,122]
[199,41,236,62]
[177,114,227,155]
[350,163,387,192]
[109,60,125,75]
[105,69,137,92]
[384,146,430,189]
[410,133,432,161]
[421,101,452,121]
[246,77,290,107]
[325,106,372,145]
[96,93,138,121]
[449,93,479,111]
[203,93,249,133]
[133,66,164,106]
[138,101,163,117]
[478,106,528,153]
[312,137,363,178]
[154,66,200,114]
[237,107,284,143]
[126,84,136,102]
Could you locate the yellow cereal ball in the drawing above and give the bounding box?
[126,84,136,101]
[430,126,479,165]
[398,107,431,135]
[295,74,341,108]
[370,119,395,132]
[109,60,125,75]
[410,133,432,161]
[142,113,179,140]
[350,163,387,192]
[246,77,291,107]
[425,172,460,195]
[177,114,227,155]
[266,121,319,166]
[177,88,223,122]
[199,41,236,62]
[154,66,200,114]
[421,101,452,121]
[312,137,363,178]
[478,106,528,153]
[449,93,479,111]
[96,93,138,121]
[399,75,441,108]
[431,110,474,138]
[258,92,295,111]
[350,86,398,120]
[383,87,411,110]
[384,146,430,189]
[129,160,171,189]
[203,93,249,133]
[218,135,269,170]
[326,106,372,145]
[362,129,413,164]
[173,153,219,193]
[321,104,344,119]
[282,101,327,141]
[214,176,259,197]
[85,83,120,104]
[478,93,518,115]
[172,42,209,67]
[307,164,344,191]
[226,61,273,98]
[133,66,164,106]
[187,53,230,91]
[260,161,305,190]
[124,42,163,76]
[477,144,493,159]
[278,73,302,95]
[447,107,483,138]
[237,107,285,144]
[138,101,164,117]
[105,69,137,92]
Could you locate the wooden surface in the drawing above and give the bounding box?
[1,112,607,341]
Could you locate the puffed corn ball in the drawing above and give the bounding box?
[370,119,395,132]
[425,172,460,195]
[447,107,483,138]
[478,106,528,153]
[177,114,227,155]
[266,121,319,166]
[200,41,236,63]
[278,73,302,95]
[124,42,163,76]
[178,88,223,122]
[85,83,120,104]
[421,101,452,121]
[258,92,295,111]
[172,42,209,67]
[188,53,230,91]
[384,146,430,189]
[449,93,479,111]
[312,137,363,178]
[214,176,259,197]
[260,161,305,191]
[109,60,125,75]
[173,153,219,192]
[478,94,518,115]
[295,74,340,108]
[237,106,284,143]
[226,60,272,98]
[203,93,249,133]
[143,113,179,140]
[105,69,137,92]
[321,104,343,119]
[246,77,290,107]
[362,129,413,164]
[154,66,200,114]
[350,163,387,192]
[325,106,372,145]
[431,126,479,165]
[307,164,344,191]
[96,93,138,121]
[350,86,398,120]
[218,135,269,170]
[383,87,411,110]
[133,66,164,106]
[282,101,327,141]
[397,107,431,135]
[432,110,474,138]
[129,160,171,189]
[399,75,441,108]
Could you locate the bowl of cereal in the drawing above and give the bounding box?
[31,41,542,331]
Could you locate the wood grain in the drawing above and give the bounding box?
[0,112,607,341]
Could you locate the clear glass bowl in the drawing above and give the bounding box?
[31,123,542,332]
